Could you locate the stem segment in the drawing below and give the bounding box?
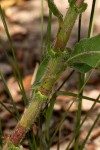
[76,0,84,7]
[53,7,77,51]
[2,0,86,149]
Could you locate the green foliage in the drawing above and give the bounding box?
[75,3,87,13]
[68,0,76,6]
[47,0,63,21]
[1,0,100,149]
[0,6,28,106]
[33,58,49,89]
[72,62,92,73]
[56,91,100,104]
[67,35,100,72]
[80,113,100,150]
[68,0,87,14]
[47,0,63,29]
[45,10,52,57]
[0,71,19,119]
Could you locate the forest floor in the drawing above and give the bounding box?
[0,0,100,150]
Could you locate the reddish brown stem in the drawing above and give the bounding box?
[2,0,86,149]
[10,124,27,146]
[76,0,84,7]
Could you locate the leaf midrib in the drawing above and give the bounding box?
[67,51,100,63]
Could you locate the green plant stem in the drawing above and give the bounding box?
[80,113,100,150]
[78,14,82,41]
[53,7,78,51]
[45,9,52,57]
[2,0,85,148]
[0,7,28,106]
[56,91,100,103]
[57,70,74,91]
[74,73,84,150]
[88,0,96,38]
[7,56,67,146]
[0,101,17,120]
[0,71,19,119]
[76,0,84,8]
[40,0,44,61]
[74,13,83,150]
[27,130,37,150]
[66,94,100,150]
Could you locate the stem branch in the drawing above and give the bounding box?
[2,0,86,149]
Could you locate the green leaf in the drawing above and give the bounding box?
[72,62,92,73]
[33,58,49,87]
[67,34,100,68]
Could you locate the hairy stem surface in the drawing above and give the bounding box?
[2,0,86,149]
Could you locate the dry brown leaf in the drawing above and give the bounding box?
[0,0,25,9]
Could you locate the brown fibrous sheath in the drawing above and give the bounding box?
[10,124,27,146]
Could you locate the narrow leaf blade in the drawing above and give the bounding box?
[47,0,63,20]
[33,58,49,87]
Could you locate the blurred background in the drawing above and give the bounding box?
[0,0,100,149]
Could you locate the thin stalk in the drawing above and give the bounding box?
[39,115,44,150]
[40,0,44,61]
[44,9,52,57]
[44,71,74,144]
[0,71,19,119]
[81,3,98,143]
[46,70,74,147]
[56,91,100,104]
[45,94,56,142]
[67,65,100,103]
[0,7,28,106]
[74,13,83,150]
[0,101,17,120]
[80,113,100,150]
[66,94,100,150]
[78,14,82,41]
[50,87,99,148]
[88,0,97,38]
[2,1,86,148]
[49,91,100,147]
[27,130,37,150]
[79,1,98,148]
[74,74,84,150]
[57,70,74,91]
[49,99,75,147]
[0,38,28,107]
[66,33,100,147]
[80,94,100,127]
